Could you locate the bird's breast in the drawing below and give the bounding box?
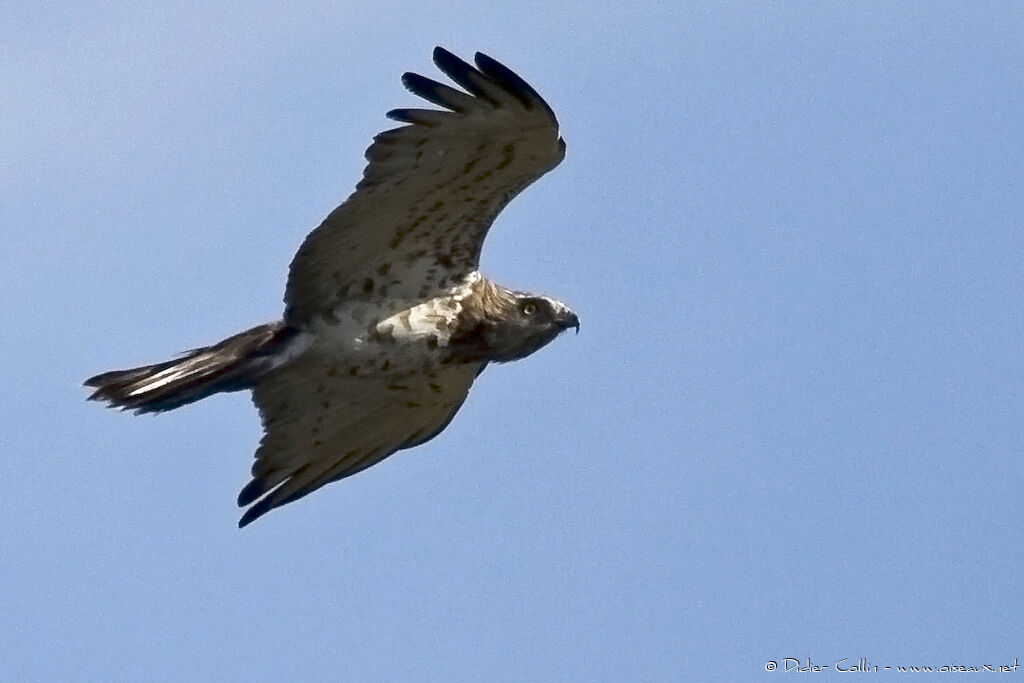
[300,290,471,376]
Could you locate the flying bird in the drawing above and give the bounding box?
[85,47,578,527]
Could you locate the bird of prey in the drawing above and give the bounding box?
[85,47,578,527]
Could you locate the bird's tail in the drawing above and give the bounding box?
[84,322,302,414]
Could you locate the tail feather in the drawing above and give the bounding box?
[85,322,301,413]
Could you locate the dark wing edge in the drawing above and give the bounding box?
[234,393,469,529]
[235,359,483,528]
[361,47,564,189]
[386,48,559,124]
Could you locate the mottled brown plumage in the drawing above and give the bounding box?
[85,48,577,527]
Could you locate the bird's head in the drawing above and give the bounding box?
[450,285,579,363]
[498,293,580,361]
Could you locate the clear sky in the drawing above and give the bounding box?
[3,2,1022,681]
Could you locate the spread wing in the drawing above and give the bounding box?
[238,354,483,527]
[284,47,565,323]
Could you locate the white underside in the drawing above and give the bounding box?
[286,271,482,374]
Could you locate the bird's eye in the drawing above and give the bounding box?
[520,301,538,316]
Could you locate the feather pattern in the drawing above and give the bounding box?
[238,355,482,527]
[283,48,565,324]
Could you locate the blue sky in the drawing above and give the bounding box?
[3,2,1022,681]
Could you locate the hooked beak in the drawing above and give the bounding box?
[559,311,580,335]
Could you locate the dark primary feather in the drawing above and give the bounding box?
[430,48,506,104]
[397,72,478,112]
[473,51,554,115]
[384,108,450,127]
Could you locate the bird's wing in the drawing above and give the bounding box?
[284,47,565,324]
[238,354,482,527]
